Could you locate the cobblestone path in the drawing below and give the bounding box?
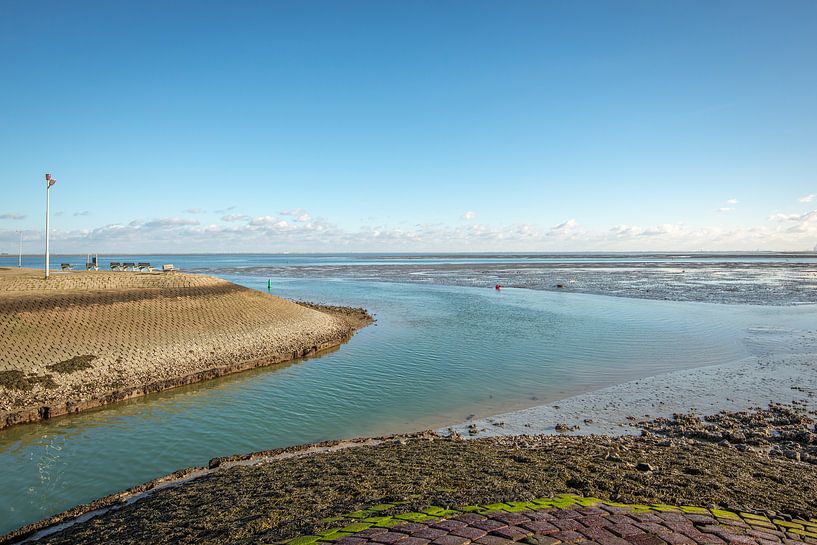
[287,497,817,545]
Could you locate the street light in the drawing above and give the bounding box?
[15,230,22,268]
[44,173,56,279]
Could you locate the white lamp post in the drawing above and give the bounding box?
[44,173,56,278]
[16,230,22,268]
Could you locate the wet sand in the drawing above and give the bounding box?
[444,354,817,439]
[0,268,372,429]
[206,257,817,305]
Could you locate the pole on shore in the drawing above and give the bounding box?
[44,173,55,279]
[16,231,22,268]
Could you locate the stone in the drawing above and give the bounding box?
[453,527,489,540]
[629,535,668,545]
[372,532,410,544]
[433,536,472,545]
[372,532,408,545]
[475,537,516,545]
[335,539,369,545]
[491,526,533,541]
[473,520,509,532]
[521,521,559,536]
[432,521,469,532]
[401,539,432,545]
[413,529,449,541]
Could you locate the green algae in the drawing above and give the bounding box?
[286,497,811,545]
[46,354,96,374]
[0,370,57,391]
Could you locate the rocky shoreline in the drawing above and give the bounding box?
[2,405,815,544]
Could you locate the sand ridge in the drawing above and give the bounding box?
[0,268,372,428]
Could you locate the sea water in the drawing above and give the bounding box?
[0,257,815,534]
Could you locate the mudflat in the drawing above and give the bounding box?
[0,267,371,429]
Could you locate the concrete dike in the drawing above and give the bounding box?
[0,267,372,429]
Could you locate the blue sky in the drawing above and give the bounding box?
[1,1,816,252]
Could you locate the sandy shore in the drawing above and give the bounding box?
[444,352,817,439]
[0,268,372,429]
[440,295,817,438]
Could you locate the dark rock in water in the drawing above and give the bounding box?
[635,462,654,472]
[555,422,580,432]
[556,284,565,288]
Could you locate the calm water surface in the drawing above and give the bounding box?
[0,269,815,534]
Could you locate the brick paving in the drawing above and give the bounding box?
[287,497,817,545]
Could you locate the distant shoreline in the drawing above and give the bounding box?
[2,250,817,258]
[0,268,372,430]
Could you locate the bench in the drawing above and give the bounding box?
[162,264,176,273]
[60,263,73,271]
[137,262,154,272]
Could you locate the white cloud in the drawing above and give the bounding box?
[768,212,801,222]
[2,209,816,253]
[461,211,477,221]
[640,223,685,237]
[221,214,250,222]
[548,219,578,236]
[609,224,644,237]
[725,198,738,205]
[799,194,816,203]
[715,207,734,213]
[142,217,200,228]
[0,212,25,220]
[249,216,293,230]
[765,210,817,235]
[184,207,205,214]
[73,211,91,217]
[280,208,311,222]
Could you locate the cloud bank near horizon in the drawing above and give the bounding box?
[2,208,816,253]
